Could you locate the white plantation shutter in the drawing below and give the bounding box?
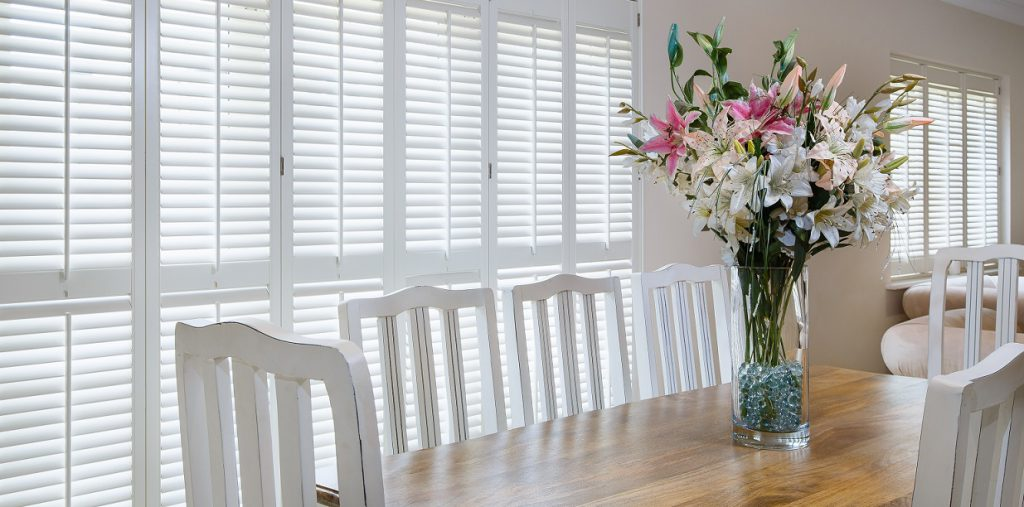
[1,0,639,502]
[964,76,999,249]
[287,0,387,468]
[0,0,135,505]
[889,57,1001,278]
[494,12,563,266]
[157,0,274,504]
[402,0,484,269]
[574,25,632,257]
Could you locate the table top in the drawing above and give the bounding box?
[317,366,927,506]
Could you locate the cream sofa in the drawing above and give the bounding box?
[880,276,1024,378]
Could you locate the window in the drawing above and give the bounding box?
[889,56,1002,279]
[0,0,637,503]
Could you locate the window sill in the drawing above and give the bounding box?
[885,274,930,291]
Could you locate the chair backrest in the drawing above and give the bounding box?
[175,319,383,507]
[504,274,633,426]
[928,244,1024,377]
[913,342,1024,506]
[338,286,505,455]
[632,263,731,399]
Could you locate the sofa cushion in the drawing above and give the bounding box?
[881,310,1024,378]
[902,275,1024,332]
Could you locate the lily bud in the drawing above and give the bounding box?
[693,83,711,109]
[774,65,803,108]
[900,73,926,82]
[821,64,846,108]
[881,155,909,173]
[892,96,917,108]
[881,116,934,134]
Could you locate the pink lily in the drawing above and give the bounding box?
[641,99,701,177]
[723,84,795,139]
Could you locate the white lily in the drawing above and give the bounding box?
[727,157,760,212]
[797,196,853,248]
[763,153,812,210]
[687,109,760,178]
[807,115,857,190]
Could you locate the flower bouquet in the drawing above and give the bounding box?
[613,20,930,449]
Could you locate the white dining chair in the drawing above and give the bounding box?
[928,244,1024,378]
[504,274,633,426]
[338,286,506,455]
[632,263,731,399]
[913,342,1024,506]
[175,319,383,507]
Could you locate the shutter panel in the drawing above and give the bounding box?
[889,60,927,273]
[888,57,1001,278]
[964,76,999,248]
[574,26,632,256]
[0,1,135,505]
[925,68,965,255]
[403,0,484,260]
[494,13,563,266]
[157,0,273,503]
[288,0,387,468]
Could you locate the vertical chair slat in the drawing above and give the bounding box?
[580,292,605,411]
[476,296,506,434]
[177,353,216,507]
[710,268,731,384]
[692,283,717,388]
[442,308,469,442]
[409,306,441,449]
[607,278,632,406]
[996,259,1019,348]
[231,361,275,507]
[1000,387,1024,504]
[555,291,582,416]
[672,281,699,391]
[532,299,558,421]
[205,357,239,507]
[964,261,985,369]
[505,291,534,427]
[275,376,315,506]
[633,278,665,398]
[377,315,407,454]
[653,286,679,395]
[971,401,1013,506]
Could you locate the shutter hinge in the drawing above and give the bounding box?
[488,162,493,179]
[637,13,640,27]
[279,156,285,176]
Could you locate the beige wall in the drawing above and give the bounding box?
[639,0,1024,372]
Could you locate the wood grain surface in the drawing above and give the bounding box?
[317,366,927,506]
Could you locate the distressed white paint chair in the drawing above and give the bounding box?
[504,274,633,426]
[175,320,383,507]
[913,342,1024,506]
[927,245,1024,378]
[338,286,505,455]
[632,263,731,399]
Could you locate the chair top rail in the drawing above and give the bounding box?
[932,244,1024,266]
[511,274,618,302]
[637,263,725,288]
[175,319,366,382]
[932,342,1024,412]
[340,286,494,320]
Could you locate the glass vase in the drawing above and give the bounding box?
[730,265,810,450]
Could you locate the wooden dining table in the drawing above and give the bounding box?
[317,366,928,506]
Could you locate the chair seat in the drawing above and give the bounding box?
[882,310,1024,377]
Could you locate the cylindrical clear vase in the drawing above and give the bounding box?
[730,265,810,450]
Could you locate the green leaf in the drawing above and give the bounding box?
[667,24,683,68]
[610,148,633,157]
[688,31,714,55]
[714,48,732,83]
[683,76,694,103]
[713,17,726,46]
[722,80,748,100]
[627,133,643,148]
